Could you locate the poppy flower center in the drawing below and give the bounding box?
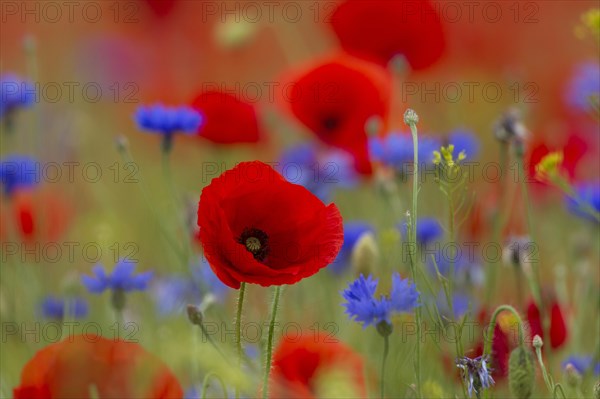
[238,227,269,262]
[322,115,340,131]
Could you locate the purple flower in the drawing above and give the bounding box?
[0,73,36,118]
[135,104,203,135]
[40,296,88,319]
[565,62,600,112]
[341,273,419,329]
[399,217,443,246]
[0,154,39,196]
[82,258,153,294]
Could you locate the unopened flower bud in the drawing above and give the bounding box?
[565,363,582,388]
[593,381,600,399]
[403,108,419,126]
[532,335,543,349]
[351,232,379,277]
[376,320,393,337]
[186,304,203,326]
[509,346,535,399]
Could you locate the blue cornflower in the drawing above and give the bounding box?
[447,129,480,160]
[565,62,600,112]
[82,258,153,294]
[277,143,357,203]
[329,221,374,274]
[0,73,36,119]
[456,355,495,398]
[152,261,230,316]
[342,273,419,329]
[562,355,600,376]
[436,292,472,320]
[399,217,443,246]
[135,104,203,152]
[565,181,600,222]
[0,154,39,196]
[40,296,88,319]
[369,132,441,173]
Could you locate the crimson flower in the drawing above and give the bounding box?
[13,335,183,398]
[270,333,366,398]
[0,189,71,243]
[527,299,568,350]
[330,0,445,70]
[190,91,261,144]
[285,57,390,174]
[197,161,343,289]
[529,133,588,184]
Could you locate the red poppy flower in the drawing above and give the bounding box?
[142,0,178,18]
[330,0,445,70]
[270,333,366,398]
[527,300,568,350]
[13,335,183,399]
[0,189,71,243]
[529,133,588,184]
[197,161,343,289]
[190,91,261,144]
[284,57,390,175]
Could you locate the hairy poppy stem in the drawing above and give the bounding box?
[405,109,423,399]
[482,305,525,399]
[263,285,282,399]
[235,282,246,399]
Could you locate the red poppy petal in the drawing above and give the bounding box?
[549,302,568,349]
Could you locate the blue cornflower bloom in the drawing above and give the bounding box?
[40,296,88,319]
[456,355,495,398]
[565,62,600,112]
[436,292,472,319]
[447,129,480,160]
[0,73,36,119]
[369,132,441,173]
[0,154,39,196]
[135,104,203,152]
[329,221,374,274]
[342,273,419,329]
[399,217,443,246]
[82,258,153,294]
[277,143,357,203]
[562,355,600,376]
[565,181,600,223]
[152,261,230,316]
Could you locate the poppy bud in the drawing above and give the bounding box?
[509,346,535,399]
[593,381,600,399]
[351,232,379,277]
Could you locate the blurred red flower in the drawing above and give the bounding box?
[13,335,183,399]
[197,161,343,289]
[0,189,71,244]
[529,133,588,183]
[527,299,568,350]
[284,57,390,174]
[270,333,366,398]
[330,0,445,70]
[191,91,262,144]
[142,0,178,18]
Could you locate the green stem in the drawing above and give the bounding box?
[235,282,246,399]
[516,154,545,331]
[407,119,423,399]
[380,334,390,399]
[262,285,282,399]
[201,372,228,399]
[117,144,188,269]
[485,142,509,305]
